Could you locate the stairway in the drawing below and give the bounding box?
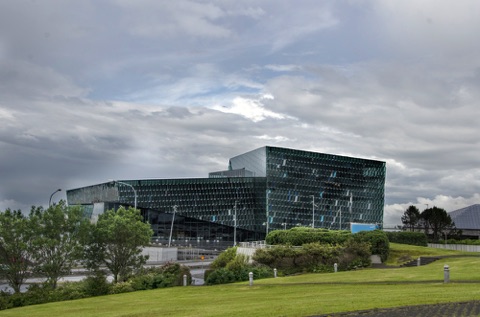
[400,256,441,267]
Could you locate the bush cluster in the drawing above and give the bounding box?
[205,248,273,285]
[266,227,352,246]
[353,230,390,262]
[0,262,191,310]
[443,239,480,246]
[385,231,428,247]
[266,228,389,264]
[253,239,371,275]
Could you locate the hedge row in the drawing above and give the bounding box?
[266,227,352,246]
[266,228,390,262]
[252,240,372,275]
[385,231,428,247]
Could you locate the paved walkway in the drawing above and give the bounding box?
[312,300,480,317]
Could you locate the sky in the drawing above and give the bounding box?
[1,0,479,226]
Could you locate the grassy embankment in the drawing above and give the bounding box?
[2,243,480,317]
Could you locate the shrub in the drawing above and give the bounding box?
[205,268,236,285]
[353,230,389,262]
[83,272,111,297]
[385,231,427,246]
[266,228,351,246]
[337,239,371,270]
[110,281,134,294]
[210,247,237,269]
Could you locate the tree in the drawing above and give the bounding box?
[29,201,89,289]
[84,206,153,283]
[0,209,35,293]
[420,206,456,242]
[401,205,420,231]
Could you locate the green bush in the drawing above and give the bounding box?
[210,247,237,269]
[353,230,389,262]
[205,268,236,285]
[337,239,371,270]
[110,281,135,294]
[385,231,428,246]
[252,241,370,275]
[446,239,480,245]
[83,272,111,297]
[266,228,351,246]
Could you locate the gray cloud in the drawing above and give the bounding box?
[0,1,479,227]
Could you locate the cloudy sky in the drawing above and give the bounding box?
[1,0,479,226]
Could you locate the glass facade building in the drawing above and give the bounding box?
[66,146,385,243]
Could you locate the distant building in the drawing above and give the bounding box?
[66,146,386,246]
[449,204,480,238]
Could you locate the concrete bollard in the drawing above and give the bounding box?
[334,263,338,273]
[274,268,277,278]
[183,274,187,286]
[444,265,450,283]
[417,257,421,267]
[249,272,254,286]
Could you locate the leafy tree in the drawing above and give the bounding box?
[401,205,420,231]
[420,206,456,242]
[84,206,153,283]
[0,209,35,293]
[29,201,89,289]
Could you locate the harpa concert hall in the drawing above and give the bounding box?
[66,146,386,247]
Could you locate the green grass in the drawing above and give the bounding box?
[386,242,478,265]
[2,244,480,317]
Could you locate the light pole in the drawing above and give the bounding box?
[168,205,177,248]
[265,190,270,236]
[49,189,61,206]
[311,195,315,229]
[111,180,137,209]
[233,201,237,246]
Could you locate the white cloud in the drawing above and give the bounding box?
[210,96,294,122]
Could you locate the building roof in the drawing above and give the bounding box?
[449,204,480,230]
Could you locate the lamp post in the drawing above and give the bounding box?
[168,205,177,248]
[265,190,270,236]
[311,195,315,229]
[111,180,137,209]
[49,189,61,206]
[233,201,237,246]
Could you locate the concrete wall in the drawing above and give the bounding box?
[143,246,178,263]
[429,243,480,252]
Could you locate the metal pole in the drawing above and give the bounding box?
[339,207,342,230]
[168,205,177,247]
[311,195,315,228]
[49,189,61,206]
[113,181,137,210]
[266,190,269,236]
[234,201,237,246]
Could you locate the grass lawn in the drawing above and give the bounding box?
[2,244,480,317]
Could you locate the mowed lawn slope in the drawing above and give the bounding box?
[2,244,480,317]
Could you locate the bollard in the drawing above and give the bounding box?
[183,274,187,286]
[334,263,337,273]
[444,265,450,283]
[417,257,421,267]
[274,268,277,278]
[249,272,253,286]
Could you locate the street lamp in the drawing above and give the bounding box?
[111,180,137,209]
[168,205,177,247]
[233,201,237,246]
[311,195,315,229]
[49,189,61,206]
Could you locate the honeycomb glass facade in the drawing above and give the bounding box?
[67,146,385,243]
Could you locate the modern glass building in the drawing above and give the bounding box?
[66,146,385,244]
